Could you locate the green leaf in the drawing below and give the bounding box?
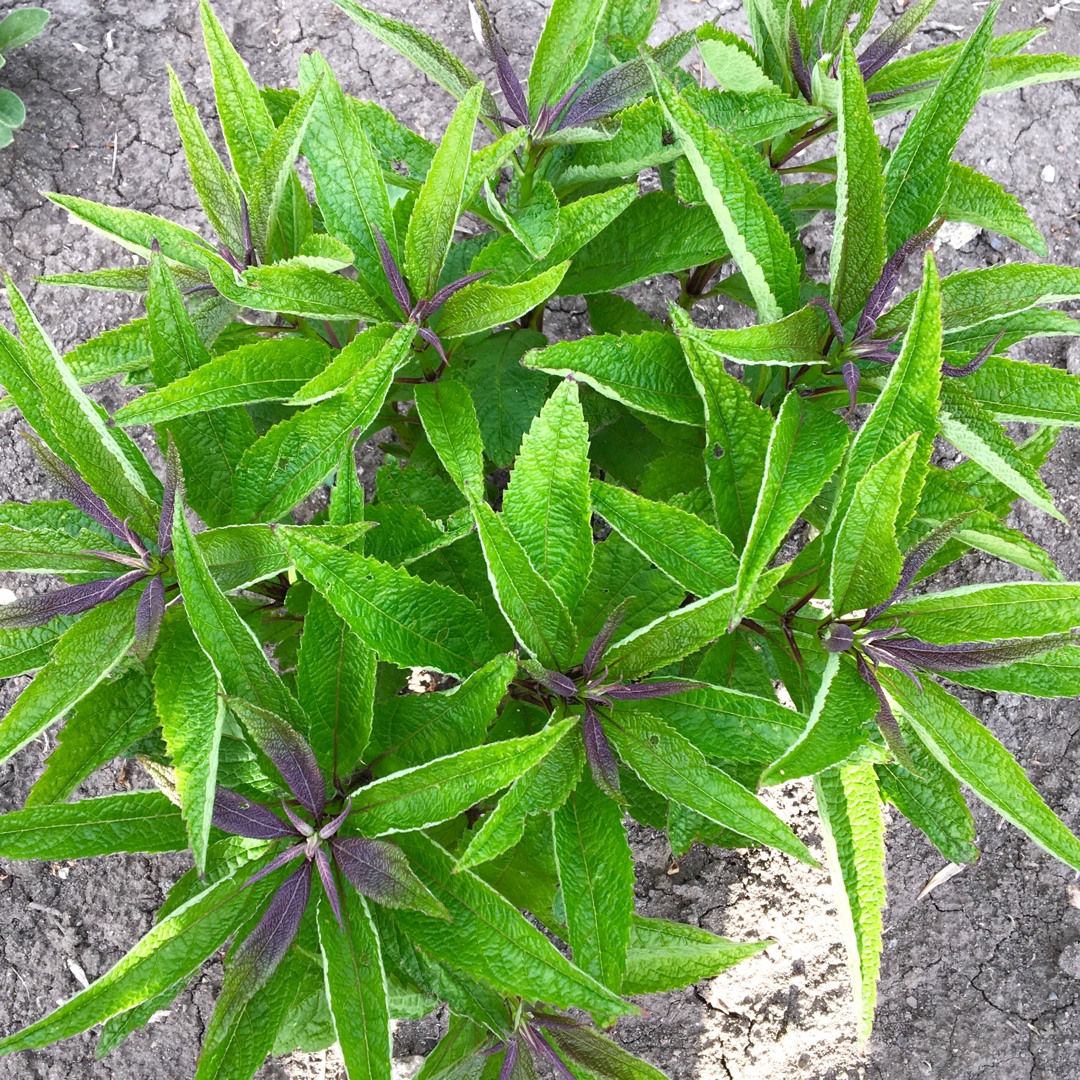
[27,666,157,807]
[830,435,919,616]
[299,52,400,313]
[875,720,979,865]
[485,179,560,260]
[414,379,486,498]
[405,84,484,300]
[0,589,139,763]
[0,619,75,680]
[947,645,1080,699]
[528,0,607,116]
[831,33,885,325]
[652,69,801,321]
[292,324,398,406]
[760,654,879,785]
[696,24,777,92]
[956,353,1080,427]
[299,592,377,787]
[348,718,575,836]
[472,503,578,671]
[153,610,224,876]
[115,338,332,424]
[0,791,186,859]
[0,524,123,577]
[881,2,997,253]
[887,673,1080,872]
[606,709,815,864]
[546,1024,668,1080]
[280,527,497,677]
[438,262,570,339]
[623,916,769,996]
[590,480,737,597]
[317,884,392,1080]
[938,380,1064,521]
[212,261,385,321]
[366,654,517,776]
[0,7,49,52]
[503,380,593,611]
[943,162,1046,257]
[553,773,634,994]
[830,248,943,538]
[233,324,415,523]
[883,582,1080,644]
[524,332,704,426]
[686,84,825,145]
[392,831,634,1022]
[62,320,151,386]
[679,332,772,549]
[330,0,496,116]
[729,394,847,629]
[671,304,825,371]
[146,253,255,527]
[814,762,886,1045]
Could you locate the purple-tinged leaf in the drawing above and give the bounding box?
[230,859,310,988]
[315,846,343,928]
[373,225,412,318]
[531,1013,581,1031]
[247,841,307,886]
[863,641,922,690]
[856,653,915,769]
[606,679,703,701]
[82,549,147,570]
[788,19,812,101]
[842,357,861,413]
[872,630,1080,673]
[416,326,448,362]
[498,1037,520,1080]
[423,270,493,315]
[531,666,578,698]
[319,799,352,840]
[558,59,649,130]
[582,703,621,801]
[536,77,587,137]
[810,296,845,346]
[822,622,855,654]
[159,436,181,555]
[863,511,977,622]
[859,0,941,81]
[211,786,295,839]
[133,573,165,661]
[866,81,936,107]
[855,218,943,341]
[0,569,144,630]
[526,1027,577,1080]
[23,432,129,543]
[582,601,629,679]
[941,332,1005,378]
[281,801,315,836]
[330,836,449,919]
[224,697,326,817]
[469,0,529,127]
[240,190,256,269]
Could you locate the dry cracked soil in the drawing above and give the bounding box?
[3,0,1080,1078]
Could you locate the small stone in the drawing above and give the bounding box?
[989,235,1003,251]
[1058,942,1080,979]
[906,996,918,1009]
[1042,164,1057,184]
[1067,879,1080,909]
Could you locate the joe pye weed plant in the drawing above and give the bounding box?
[3,0,1080,1073]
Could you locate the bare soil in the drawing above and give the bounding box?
[3,1,1080,1078]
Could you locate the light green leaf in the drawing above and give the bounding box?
[438,261,569,339]
[947,646,1080,699]
[528,0,607,116]
[888,673,1080,872]
[606,709,815,865]
[957,353,1080,427]
[696,23,777,92]
[671,304,825,370]
[280,527,497,677]
[0,619,75,680]
[944,162,1046,256]
[292,324,398,406]
[414,379,486,499]
[814,762,886,1044]
[485,179,560,260]
[730,394,847,629]
[0,524,122,576]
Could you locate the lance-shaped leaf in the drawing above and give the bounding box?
[651,69,800,321]
[469,0,528,127]
[544,1022,668,1080]
[944,162,1046,257]
[316,883,392,1080]
[330,838,447,919]
[528,0,607,118]
[232,324,415,523]
[0,569,144,630]
[680,333,772,549]
[729,394,847,629]
[954,353,1080,427]
[133,573,165,662]
[881,2,997,254]
[524,332,703,426]
[605,709,815,865]
[392,831,634,1022]
[887,673,1080,872]
[696,23,777,92]
[347,718,574,836]
[405,84,484,300]
[225,697,326,817]
[197,862,311,1076]
[553,773,634,995]
[473,503,578,671]
[590,480,737,598]
[761,654,880,785]
[670,303,824,372]
[502,379,593,611]
[0,859,278,1054]
[830,435,918,616]
[832,33,886,326]
[0,791,187,859]
[0,587,139,763]
[872,630,1080,676]
[623,916,770,996]
[414,379,486,499]
[280,527,497,677]
[331,0,496,116]
[830,248,943,540]
[945,645,1080,700]
[438,262,569,339]
[210,786,293,840]
[814,762,886,1045]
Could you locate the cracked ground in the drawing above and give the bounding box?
[3,1,1080,1078]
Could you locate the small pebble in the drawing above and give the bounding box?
[989,236,1003,251]
[1067,879,1080,909]
[1058,942,1080,979]
[906,996,918,1009]
[1042,164,1057,184]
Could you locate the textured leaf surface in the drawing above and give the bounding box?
[414,379,486,498]
[528,0,606,115]
[438,262,569,339]
[672,304,825,370]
